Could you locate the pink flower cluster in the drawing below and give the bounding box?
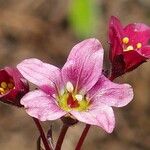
[0,16,150,135]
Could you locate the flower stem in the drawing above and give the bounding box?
[33,118,51,150]
[75,124,91,150]
[55,124,69,150]
[75,75,115,149]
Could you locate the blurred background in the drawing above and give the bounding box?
[0,0,150,149]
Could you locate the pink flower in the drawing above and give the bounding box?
[17,38,133,133]
[0,67,29,107]
[109,16,150,78]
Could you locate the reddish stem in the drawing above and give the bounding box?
[75,75,115,150]
[33,118,51,150]
[75,124,91,150]
[55,124,69,150]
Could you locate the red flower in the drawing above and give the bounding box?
[0,67,29,107]
[109,16,150,78]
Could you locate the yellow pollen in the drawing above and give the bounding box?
[0,87,6,95]
[122,37,129,44]
[0,87,5,92]
[8,83,14,89]
[0,81,14,95]
[1,82,7,89]
[136,43,142,49]
[124,45,134,52]
[0,91,5,95]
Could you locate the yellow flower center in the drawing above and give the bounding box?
[122,37,142,52]
[58,82,90,112]
[0,81,14,95]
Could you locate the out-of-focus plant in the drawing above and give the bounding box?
[68,0,99,38]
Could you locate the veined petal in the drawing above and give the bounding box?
[137,46,150,59]
[109,16,124,40]
[124,50,146,72]
[71,103,115,133]
[21,90,66,121]
[109,16,124,61]
[88,75,134,107]
[5,67,29,91]
[124,23,150,45]
[17,58,62,93]
[61,38,103,94]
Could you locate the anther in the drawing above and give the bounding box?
[124,45,134,52]
[8,83,14,89]
[122,37,129,44]
[1,82,7,89]
[136,43,142,49]
[66,82,74,93]
[75,94,83,101]
[0,87,4,92]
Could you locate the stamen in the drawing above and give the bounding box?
[124,45,134,52]
[136,43,142,49]
[75,94,83,101]
[0,87,8,95]
[8,83,14,89]
[0,87,4,92]
[1,82,7,89]
[4,88,9,94]
[66,82,74,93]
[122,37,129,44]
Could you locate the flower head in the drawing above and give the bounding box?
[0,67,29,107]
[109,16,150,78]
[17,38,133,133]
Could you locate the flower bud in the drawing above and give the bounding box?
[0,67,29,107]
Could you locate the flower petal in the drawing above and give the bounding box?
[137,46,150,59]
[21,90,66,121]
[17,58,62,94]
[71,103,115,133]
[88,75,134,107]
[109,16,124,39]
[109,16,124,60]
[124,23,150,45]
[5,67,29,91]
[61,38,103,94]
[123,50,146,72]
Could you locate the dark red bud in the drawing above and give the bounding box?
[0,67,29,107]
